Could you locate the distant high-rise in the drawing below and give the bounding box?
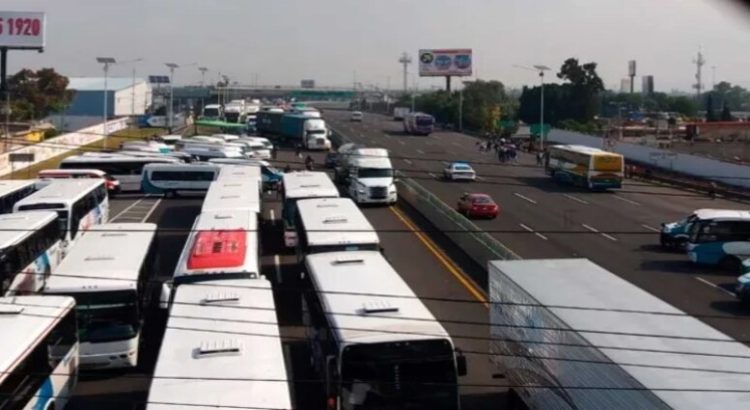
[620,78,630,93]
[642,76,654,95]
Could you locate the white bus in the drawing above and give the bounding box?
[201,180,261,215]
[0,180,37,214]
[141,163,220,196]
[14,179,109,246]
[42,223,159,370]
[60,154,181,191]
[172,210,259,286]
[0,295,78,410]
[216,163,262,185]
[303,251,467,410]
[295,197,380,261]
[147,279,292,410]
[281,171,340,247]
[0,211,64,296]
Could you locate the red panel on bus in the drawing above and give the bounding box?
[187,230,246,270]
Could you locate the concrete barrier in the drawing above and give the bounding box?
[0,119,128,177]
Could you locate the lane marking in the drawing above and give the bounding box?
[476,176,486,181]
[398,140,406,145]
[442,161,450,166]
[641,224,660,232]
[274,254,282,284]
[519,223,548,241]
[696,277,736,297]
[141,198,162,223]
[513,193,537,204]
[582,223,617,241]
[389,206,488,306]
[417,149,425,155]
[403,159,413,165]
[110,196,148,221]
[428,172,438,179]
[563,194,589,205]
[613,194,641,206]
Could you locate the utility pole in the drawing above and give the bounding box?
[711,65,716,90]
[693,48,706,100]
[165,63,179,132]
[1,48,9,152]
[96,57,116,149]
[199,67,208,87]
[398,52,412,94]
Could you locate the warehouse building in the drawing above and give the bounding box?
[64,77,152,118]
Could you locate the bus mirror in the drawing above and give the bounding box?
[159,281,173,310]
[456,350,468,376]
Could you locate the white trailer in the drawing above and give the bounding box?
[489,258,750,409]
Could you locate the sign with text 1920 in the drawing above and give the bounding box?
[0,11,46,50]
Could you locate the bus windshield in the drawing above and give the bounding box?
[64,289,139,343]
[340,340,458,409]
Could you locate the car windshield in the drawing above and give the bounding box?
[358,168,393,178]
[454,164,471,171]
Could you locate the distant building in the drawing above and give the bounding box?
[64,77,152,118]
[620,78,631,93]
[642,76,655,95]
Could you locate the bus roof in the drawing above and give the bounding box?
[44,223,157,293]
[14,179,104,210]
[0,295,75,385]
[551,144,622,157]
[216,164,262,184]
[693,209,750,221]
[147,279,291,410]
[0,179,36,197]
[202,180,261,214]
[173,211,259,283]
[305,251,451,345]
[490,258,750,409]
[297,198,379,248]
[0,211,59,249]
[64,153,179,163]
[282,171,339,200]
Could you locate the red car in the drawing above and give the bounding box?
[457,193,499,219]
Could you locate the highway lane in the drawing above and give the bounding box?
[266,150,505,409]
[323,109,750,343]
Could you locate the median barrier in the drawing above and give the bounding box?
[396,170,520,266]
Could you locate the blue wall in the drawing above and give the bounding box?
[65,90,115,117]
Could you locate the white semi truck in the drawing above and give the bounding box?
[336,145,397,205]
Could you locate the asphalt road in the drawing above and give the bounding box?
[322,109,750,344]
[68,151,506,409]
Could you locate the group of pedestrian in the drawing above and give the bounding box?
[476,137,520,164]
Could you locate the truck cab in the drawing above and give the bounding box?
[302,118,331,150]
[342,149,397,205]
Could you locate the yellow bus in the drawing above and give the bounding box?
[545,144,624,190]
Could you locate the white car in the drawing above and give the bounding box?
[443,161,476,181]
[350,111,363,122]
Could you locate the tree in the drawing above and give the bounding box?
[668,96,698,117]
[705,93,717,122]
[8,68,75,121]
[720,103,733,121]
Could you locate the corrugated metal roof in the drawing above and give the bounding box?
[67,77,146,91]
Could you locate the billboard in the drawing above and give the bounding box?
[0,12,46,49]
[419,49,472,77]
[300,79,315,89]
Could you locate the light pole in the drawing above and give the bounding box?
[198,67,208,87]
[118,58,143,117]
[459,80,473,132]
[165,63,179,132]
[533,65,550,150]
[96,57,116,149]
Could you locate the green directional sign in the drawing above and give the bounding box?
[195,119,246,129]
[498,120,516,129]
[530,123,551,136]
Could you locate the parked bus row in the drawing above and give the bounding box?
[150,163,293,409]
[279,171,468,409]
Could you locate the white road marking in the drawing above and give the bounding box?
[110,196,149,221]
[513,193,537,204]
[274,254,282,284]
[429,172,438,179]
[563,194,588,205]
[519,223,548,241]
[442,161,450,166]
[582,223,617,241]
[417,149,425,155]
[476,176,485,181]
[612,194,641,206]
[398,140,405,145]
[696,277,736,297]
[403,159,413,165]
[641,224,660,232]
[140,198,162,223]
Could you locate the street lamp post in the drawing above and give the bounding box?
[533,65,550,151]
[96,57,116,149]
[122,58,144,117]
[165,63,179,132]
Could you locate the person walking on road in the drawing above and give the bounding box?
[295,143,302,159]
[536,151,544,166]
[305,155,315,171]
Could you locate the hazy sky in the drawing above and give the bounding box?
[5,0,750,92]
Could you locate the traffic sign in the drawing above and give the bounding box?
[530,124,551,136]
